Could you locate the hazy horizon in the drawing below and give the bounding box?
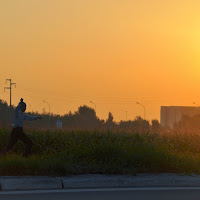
[1,0,200,121]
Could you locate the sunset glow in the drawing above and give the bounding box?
[0,0,200,121]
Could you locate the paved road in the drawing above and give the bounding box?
[1,187,200,200]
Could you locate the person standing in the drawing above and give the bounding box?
[1,98,42,157]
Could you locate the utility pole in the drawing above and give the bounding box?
[126,110,127,121]
[4,79,16,128]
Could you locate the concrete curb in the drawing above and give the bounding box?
[61,174,200,189]
[1,174,200,191]
[0,176,62,191]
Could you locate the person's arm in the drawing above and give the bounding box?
[23,114,41,121]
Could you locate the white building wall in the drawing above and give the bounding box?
[160,106,200,129]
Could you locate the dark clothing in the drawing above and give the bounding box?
[5,127,33,157]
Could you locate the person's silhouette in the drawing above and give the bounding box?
[1,98,42,157]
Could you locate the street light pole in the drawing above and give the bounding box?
[193,102,200,107]
[90,101,96,112]
[43,100,50,129]
[136,102,146,119]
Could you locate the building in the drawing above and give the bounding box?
[160,106,200,129]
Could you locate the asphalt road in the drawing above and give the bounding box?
[1,187,200,200]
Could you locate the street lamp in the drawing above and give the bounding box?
[90,101,96,111]
[136,102,146,119]
[43,100,50,129]
[193,102,200,107]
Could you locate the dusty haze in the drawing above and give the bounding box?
[0,0,200,121]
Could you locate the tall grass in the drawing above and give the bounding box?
[0,129,200,175]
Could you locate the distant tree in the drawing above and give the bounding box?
[151,119,160,131]
[78,105,96,118]
[118,120,133,132]
[105,112,114,131]
[133,116,150,131]
[106,112,113,124]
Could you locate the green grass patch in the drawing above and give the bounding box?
[0,129,200,175]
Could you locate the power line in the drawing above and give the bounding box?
[17,87,197,102]
[12,90,199,107]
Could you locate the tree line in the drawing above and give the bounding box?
[0,99,160,132]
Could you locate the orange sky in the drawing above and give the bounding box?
[0,0,200,122]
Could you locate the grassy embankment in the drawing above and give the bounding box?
[0,128,200,176]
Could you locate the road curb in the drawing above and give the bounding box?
[1,174,200,191]
[0,176,62,191]
[61,174,200,189]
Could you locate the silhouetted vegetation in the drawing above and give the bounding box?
[1,99,200,176]
[0,99,159,131]
[0,129,200,175]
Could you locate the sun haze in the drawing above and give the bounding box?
[0,0,200,121]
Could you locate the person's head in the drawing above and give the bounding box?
[18,98,26,112]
